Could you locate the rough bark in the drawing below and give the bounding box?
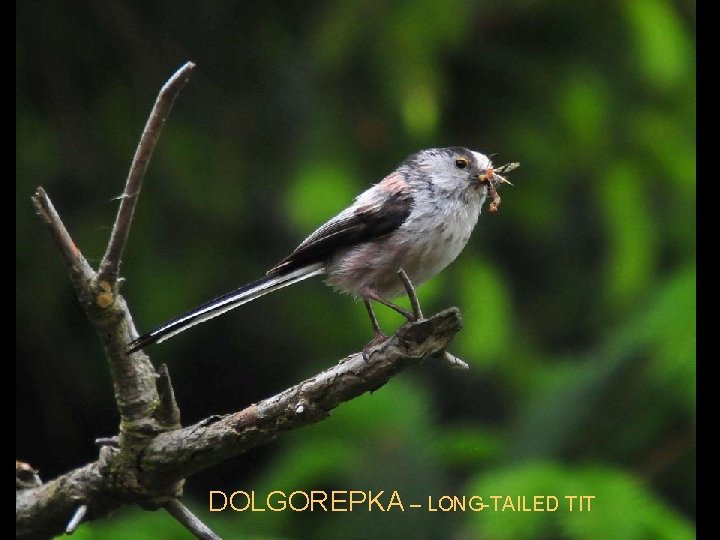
[16,311,461,539]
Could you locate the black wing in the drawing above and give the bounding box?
[268,175,413,275]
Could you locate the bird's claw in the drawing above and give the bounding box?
[362,331,389,362]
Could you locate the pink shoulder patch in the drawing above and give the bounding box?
[378,172,409,194]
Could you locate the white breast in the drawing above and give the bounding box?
[325,186,485,298]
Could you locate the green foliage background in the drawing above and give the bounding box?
[16,0,695,538]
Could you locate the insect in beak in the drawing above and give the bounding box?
[477,162,519,213]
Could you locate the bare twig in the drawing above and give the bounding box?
[165,499,222,540]
[65,504,88,534]
[156,364,181,427]
[442,351,470,370]
[34,189,161,425]
[97,61,196,286]
[94,437,120,447]
[31,62,197,426]
[31,188,96,287]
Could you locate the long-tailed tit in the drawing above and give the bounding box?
[127,147,516,354]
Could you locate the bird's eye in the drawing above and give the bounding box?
[455,158,469,170]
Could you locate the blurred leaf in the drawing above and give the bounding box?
[311,0,372,69]
[507,359,615,461]
[401,79,440,139]
[561,466,695,540]
[376,0,472,139]
[454,259,512,366]
[598,162,655,307]
[559,70,610,151]
[623,0,693,90]
[639,264,696,405]
[286,160,358,232]
[466,462,567,540]
[431,425,504,468]
[466,462,695,540]
[508,265,695,459]
[630,110,696,194]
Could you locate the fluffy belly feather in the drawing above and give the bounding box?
[325,197,481,298]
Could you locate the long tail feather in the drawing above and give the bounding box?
[127,263,324,353]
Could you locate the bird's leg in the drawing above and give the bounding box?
[363,269,423,321]
[395,271,467,368]
[362,299,389,362]
[360,270,424,361]
[364,300,388,341]
[397,268,423,320]
[364,290,415,320]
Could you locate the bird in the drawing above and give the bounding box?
[126,147,516,354]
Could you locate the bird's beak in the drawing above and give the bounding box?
[474,169,489,184]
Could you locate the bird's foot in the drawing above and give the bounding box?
[362,331,390,362]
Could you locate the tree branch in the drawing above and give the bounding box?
[16,462,113,539]
[97,61,196,286]
[31,187,95,289]
[142,309,461,482]
[33,188,162,428]
[20,63,198,538]
[65,504,88,534]
[16,311,461,539]
[165,499,222,540]
[18,61,467,539]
